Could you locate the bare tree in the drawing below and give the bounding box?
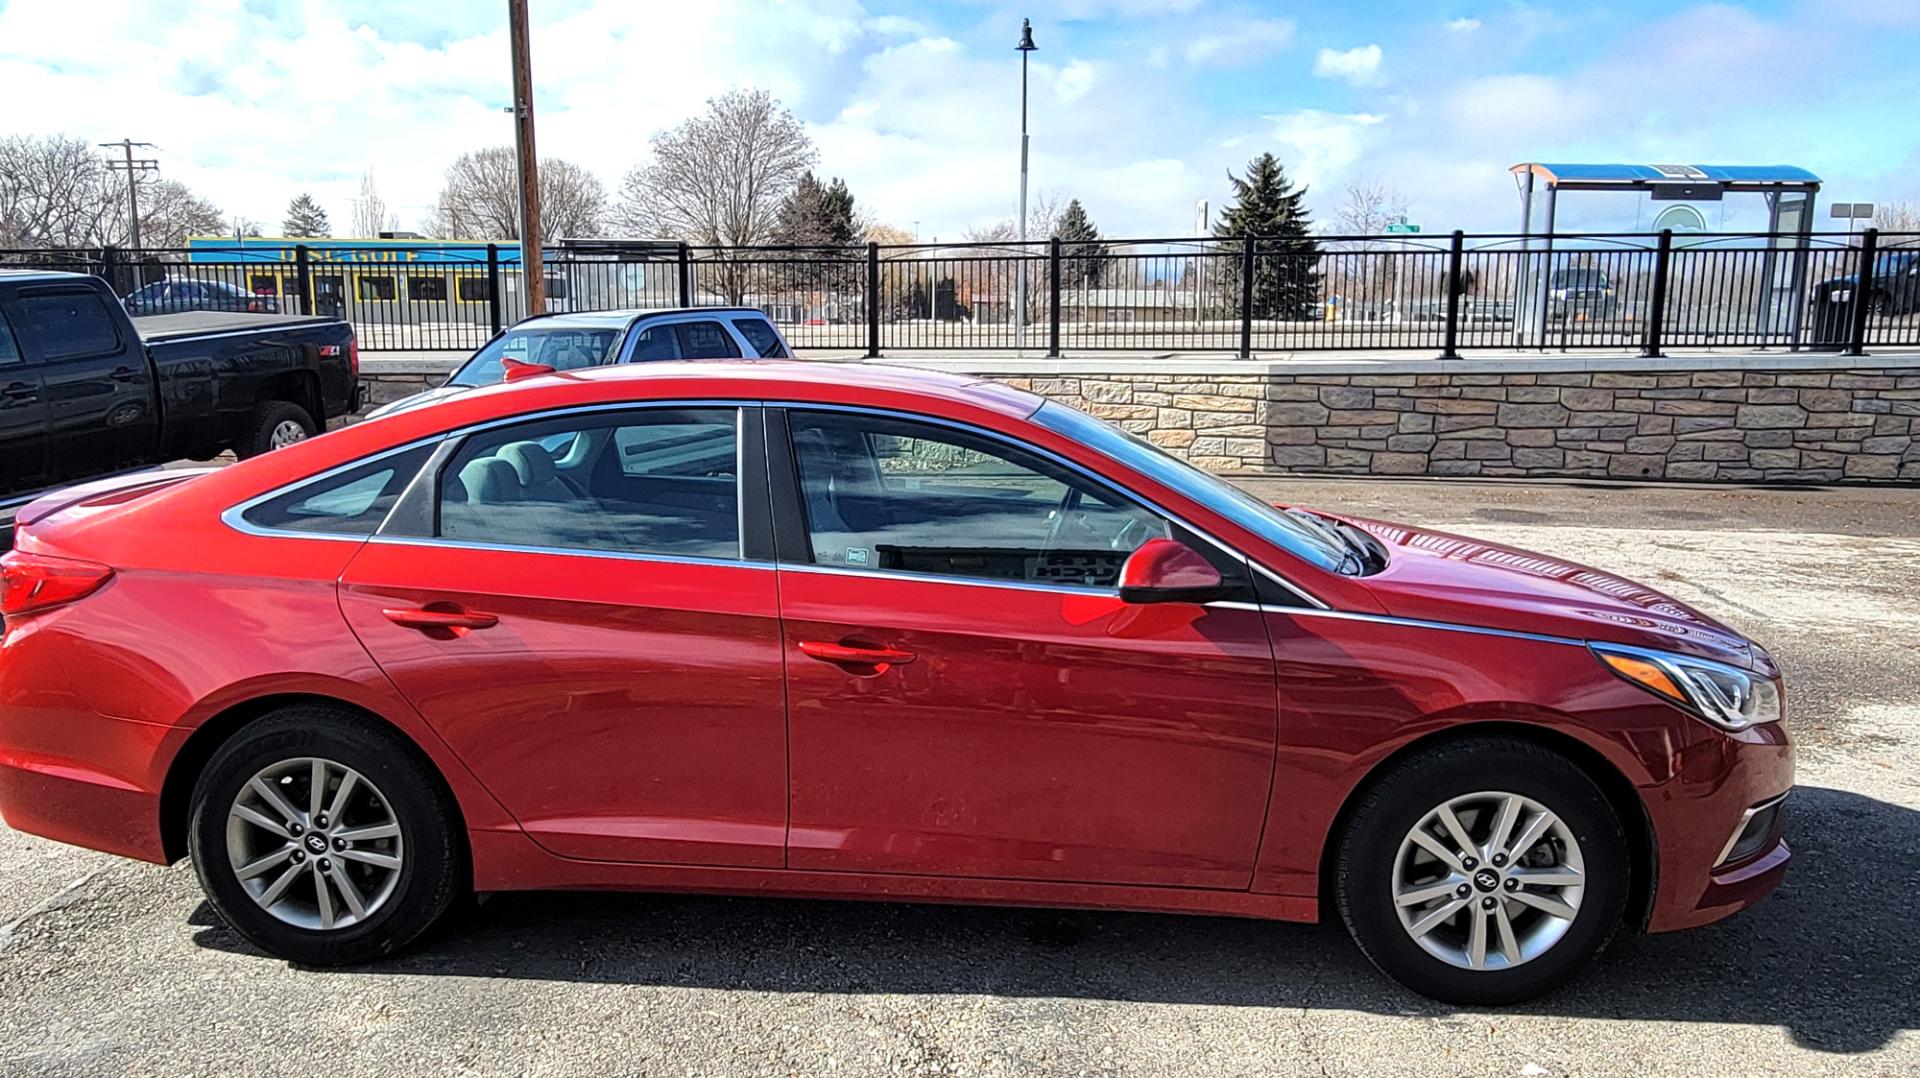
[614,89,814,302]
[427,148,609,242]
[1334,178,1409,237]
[1331,178,1412,310]
[1873,200,1920,237]
[0,134,225,250]
[351,171,387,237]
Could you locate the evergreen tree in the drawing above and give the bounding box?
[772,172,860,289]
[282,193,332,238]
[1213,153,1320,321]
[1052,198,1108,289]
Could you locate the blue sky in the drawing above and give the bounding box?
[3,0,1917,239]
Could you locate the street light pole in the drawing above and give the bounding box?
[507,0,545,314]
[1015,18,1035,351]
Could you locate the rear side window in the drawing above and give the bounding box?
[8,291,122,361]
[673,321,742,359]
[239,445,435,536]
[437,408,740,560]
[732,317,788,357]
[0,314,20,365]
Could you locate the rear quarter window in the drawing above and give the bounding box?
[732,317,788,357]
[8,290,123,361]
[238,445,435,536]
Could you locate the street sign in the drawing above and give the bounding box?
[1830,203,1875,219]
[1386,223,1420,234]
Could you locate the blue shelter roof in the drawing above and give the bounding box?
[1510,163,1821,186]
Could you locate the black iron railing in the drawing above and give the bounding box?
[3,230,1915,355]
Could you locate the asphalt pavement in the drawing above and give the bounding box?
[3,476,1917,1076]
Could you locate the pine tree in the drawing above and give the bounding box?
[1052,198,1107,289]
[772,172,860,288]
[1213,153,1321,321]
[282,193,331,238]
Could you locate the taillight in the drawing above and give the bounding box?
[349,334,360,379]
[0,551,115,619]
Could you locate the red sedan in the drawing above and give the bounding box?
[0,361,1790,1004]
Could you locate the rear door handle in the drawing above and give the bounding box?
[1,381,36,401]
[382,607,499,632]
[109,366,140,383]
[798,639,917,672]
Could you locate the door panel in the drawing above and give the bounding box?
[780,569,1279,888]
[340,542,788,866]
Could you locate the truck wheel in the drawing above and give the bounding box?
[237,401,318,458]
[1333,737,1630,1005]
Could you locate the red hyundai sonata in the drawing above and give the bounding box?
[0,361,1790,1004]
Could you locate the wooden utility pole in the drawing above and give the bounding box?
[507,0,545,312]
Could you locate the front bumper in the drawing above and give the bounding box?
[1644,720,1794,932]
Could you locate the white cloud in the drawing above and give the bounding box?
[1182,18,1295,67]
[1446,17,1482,32]
[1314,45,1385,87]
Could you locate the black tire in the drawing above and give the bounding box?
[1333,737,1630,1005]
[235,400,317,459]
[188,704,465,965]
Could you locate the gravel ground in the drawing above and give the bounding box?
[3,476,1917,1076]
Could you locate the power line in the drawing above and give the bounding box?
[100,139,159,253]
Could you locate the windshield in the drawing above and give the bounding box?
[1031,401,1349,573]
[449,326,626,387]
[1551,269,1609,289]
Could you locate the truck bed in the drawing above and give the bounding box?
[133,310,338,343]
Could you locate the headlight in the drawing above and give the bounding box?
[1833,289,1852,303]
[1593,644,1783,732]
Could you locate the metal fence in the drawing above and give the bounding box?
[4,229,1916,356]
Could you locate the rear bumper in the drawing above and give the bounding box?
[0,753,167,864]
[1644,721,1794,932]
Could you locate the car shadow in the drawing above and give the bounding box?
[190,784,1918,1053]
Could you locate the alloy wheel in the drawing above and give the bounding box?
[268,419,310,450]
[1391,791,1586,971]
[225,757,405,931]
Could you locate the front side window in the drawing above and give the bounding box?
[787,410,1168,588]
[7,291,122,362]
[732,317,788,357]
[627,325,679,360]
[673,320,742,359]
[437,408,740,560]
[240,444,435,536]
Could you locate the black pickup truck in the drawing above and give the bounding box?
[0,270,360,517]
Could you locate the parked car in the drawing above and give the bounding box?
[1546,268,1616,321]
[0,271,360,529]
[365,307,793,419]
[125,278,281,316]
[1810,249,1920,317]
[0,360,1790,1004]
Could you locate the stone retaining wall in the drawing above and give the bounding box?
[990,367,1920,483]
[358,354,1920,484]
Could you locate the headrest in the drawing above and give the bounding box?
[457,456,520,504]
[497,441,558,488]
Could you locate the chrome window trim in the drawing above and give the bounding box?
[362,533,768,572]
[767,400,1329,610]
[220,435,448,543]
[1713,791,1790,868]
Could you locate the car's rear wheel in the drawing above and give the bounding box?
[1333,737,1630,1005]
[188,705,464,965]
[236,400,317,458]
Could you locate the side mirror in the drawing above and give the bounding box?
[1118,538,1224,604]
[502,358,555,383]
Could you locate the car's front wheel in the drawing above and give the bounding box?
[1334,736,1630,1005]
[188,704,464,965]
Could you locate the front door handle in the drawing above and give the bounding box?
[798,639,917,673]
[382,607,499,633]
[0,381,36,401]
